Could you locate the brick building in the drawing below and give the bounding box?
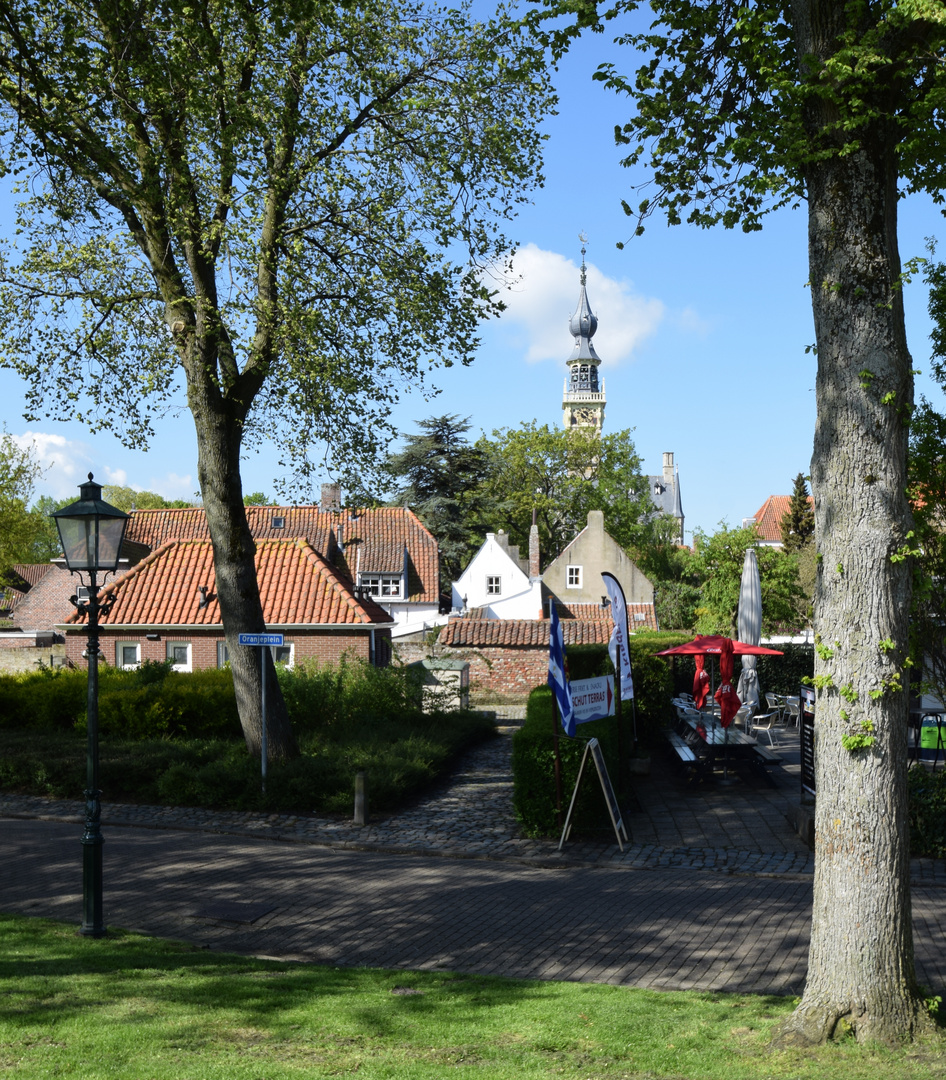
[60,537,393,671]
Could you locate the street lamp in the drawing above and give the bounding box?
[52,473,128,937]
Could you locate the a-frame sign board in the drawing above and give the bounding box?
[558,737,629,852]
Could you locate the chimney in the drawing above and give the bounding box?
[524,509,539,578]
[321,482,341,511]
[663,452,674,487]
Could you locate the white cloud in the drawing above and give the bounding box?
[11,430,93,498]
[489,244,665,367]
[148,471,196,501]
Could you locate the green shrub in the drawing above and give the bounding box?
[512,686,620,838]
[909,765,946,857]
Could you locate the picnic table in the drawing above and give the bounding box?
[666,712,781,787]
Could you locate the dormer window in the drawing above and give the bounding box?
[359,573,403,598]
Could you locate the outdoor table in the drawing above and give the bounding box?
[678,715,777,786]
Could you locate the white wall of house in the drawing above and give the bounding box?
[451,533,543,619]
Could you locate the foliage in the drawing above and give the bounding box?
[907,254,946,708]
[654,578,701,631]
[908,765,946,858]
[781,473,815,552]
[0,429,43,577]
[512,633,680,836]
[383,415,497,592]
[0,658,494,813]
[0,0,552,481]
[691,523,805,637]
[754,644,815,699]
[0,0,553,757]
[101,486,197,511]
[477,421,653,558]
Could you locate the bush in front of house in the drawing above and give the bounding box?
[0,656,495,814]
[511,633,684,837]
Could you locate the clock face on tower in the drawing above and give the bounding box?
[572,407,597,425]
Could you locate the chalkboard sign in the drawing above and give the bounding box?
[559,737,629,852]
[800,684,816,797]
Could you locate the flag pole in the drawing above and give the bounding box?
[549,598,564,825]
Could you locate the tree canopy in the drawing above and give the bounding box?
[780,473,814,553]
[0,431,43,577]
[385,415,495,592]
[0,0,553,757]
[476,421,655,559]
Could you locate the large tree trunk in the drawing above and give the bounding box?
[778,1,928,1045]
[188,366,297,761]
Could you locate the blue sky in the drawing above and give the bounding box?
[1,14,943,544]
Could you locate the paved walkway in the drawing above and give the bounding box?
[2,724,946,995]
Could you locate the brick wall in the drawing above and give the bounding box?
[64,628,392,670]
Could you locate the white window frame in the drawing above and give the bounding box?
[567,566,583,589]
[270,642,295,669]
[116,641,141,669]
[166,641,193,673]
[359,573,403,599]
[217,641,229,668]
[486,575,501,596]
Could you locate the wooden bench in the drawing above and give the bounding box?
[749,743,782,787]
[664,730,712,782]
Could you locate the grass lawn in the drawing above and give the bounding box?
[2,915,944,1079]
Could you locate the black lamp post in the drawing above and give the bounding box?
[52,473,128,937]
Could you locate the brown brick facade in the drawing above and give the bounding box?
[64,627,392,670]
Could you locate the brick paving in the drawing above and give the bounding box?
[2,722,946,995]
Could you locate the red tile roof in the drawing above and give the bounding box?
[123,505,438,603]
[557,601,659,630]
[66,539,393,628]
[441,617,615,647]
[747,495,812,544]
[11,564,55,588]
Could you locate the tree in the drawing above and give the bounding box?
[385,415,495,593]
[546,0,946,1045]
[691,523,804,638]
[906,254,946,714]
[781,473,815,552]
[0,431,42,576]
[477,421,653,558]
[101,486,197,512]
[0,0,552,759]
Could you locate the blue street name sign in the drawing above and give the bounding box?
[237,633,285,647]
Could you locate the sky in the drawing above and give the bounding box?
[0,14,944,546]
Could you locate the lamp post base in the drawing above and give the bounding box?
[79,789,105,937]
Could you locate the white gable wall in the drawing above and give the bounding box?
[451,533,543,619]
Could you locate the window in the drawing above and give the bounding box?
[166,641,192,672]
[359,574,403,598]
[116,642,140,669]
[271,516,285,529]
[271,643,295,668]
[217,641,229,668]
[567,566,582,589]
[486,576,501,595]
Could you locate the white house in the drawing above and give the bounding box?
[451,527,543,620]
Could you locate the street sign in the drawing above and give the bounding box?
[238,633,284,647]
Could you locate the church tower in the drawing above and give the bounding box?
[562,245,606,434]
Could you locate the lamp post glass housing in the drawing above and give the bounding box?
[52,474,128,937]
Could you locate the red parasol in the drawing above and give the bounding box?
[693,654,710,709]
[655,634,783,657]
[714,636,741,728]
